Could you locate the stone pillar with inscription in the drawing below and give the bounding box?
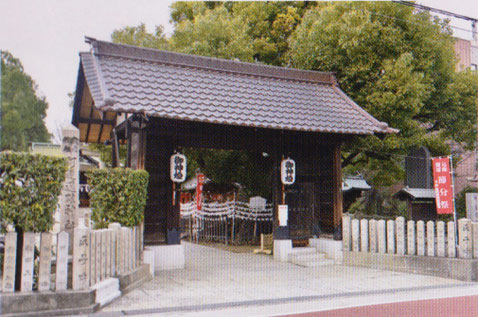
[377,220,386,254]
[2,232,17,292]
[59,125,80,252]
[407,220,416,255]
[387,220,395,254]
[351,219,360,252]
[437,221,446,257]
[360,219,368,252]
[56,231,69,291]
[342,215,351,251]
[20,232,35,292]
[426,221,435,257]
[396,217,406,255]
[38,232,52,291]
[447,221,457,258]
[417,221,425,256]
[369,219,377,253]
[73,228,90,290]
[458,218,473,259]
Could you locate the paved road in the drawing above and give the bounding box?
[95,242,478,316]
[279,294,478,317]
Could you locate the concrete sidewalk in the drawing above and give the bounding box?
[93,242,478,316]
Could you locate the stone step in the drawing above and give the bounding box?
[288,247,317,255]
[293,258,335,268]
[92,278,121,307]
[289,252,326,263]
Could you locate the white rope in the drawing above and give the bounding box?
[180,200,273,221]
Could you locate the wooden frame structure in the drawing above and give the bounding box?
[72,38,396,245]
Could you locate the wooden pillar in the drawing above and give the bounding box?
[272,151,289,239]
[333,142,343,240]
[167,146,181,245]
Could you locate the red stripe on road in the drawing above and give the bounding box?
[278,294,478,317]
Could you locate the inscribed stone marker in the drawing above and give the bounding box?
[417,221,425,256]
[56,231,69,291]
[437,221,446,257]
[369,220,377,253]
[351,219,360,252]
[396,217,405,255]
[387,220,395,254]
[73,228,90,290]
[38,232,53,291]
[59,126,80,251]
[2,232,17,292]
[342,216,352,251]
[407,220,416,255]
[458,218,473,259]
[377,220,386,254]
[21,232,35,292]
[426,221,435,257]
[447,221,456,258]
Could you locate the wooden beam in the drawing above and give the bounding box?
[78,118,116,125]
[84,105,95,143]
[333,142,343,240]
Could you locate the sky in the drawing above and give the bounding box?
[1,0,477,142]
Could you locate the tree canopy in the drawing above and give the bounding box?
[1,51,50,151]
[111,1,478,188]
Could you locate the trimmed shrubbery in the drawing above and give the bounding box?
[87,168,149,228]
[0,151,69,233]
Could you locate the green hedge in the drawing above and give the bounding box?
[87,168,149,228]
[0,151,68,233]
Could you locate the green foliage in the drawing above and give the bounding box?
[1,51,50,151]
[184,148,272,199]
[287,2,475,186]
[0,152,68,233]
[87,168,149,228]
[111,2,478,188]
[111,23,169,50]
[87,143,127,167]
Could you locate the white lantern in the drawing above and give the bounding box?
[281,158,295,185]
[170,153,187,182]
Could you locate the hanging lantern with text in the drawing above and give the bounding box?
[170,153,187,183]
[281,158,296,185]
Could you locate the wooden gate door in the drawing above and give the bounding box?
[286,182,318,240]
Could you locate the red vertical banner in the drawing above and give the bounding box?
[432,157,454,214]
[196,173,205,211]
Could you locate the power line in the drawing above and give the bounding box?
[393,0,477,39]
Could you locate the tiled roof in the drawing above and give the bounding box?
[342,176,372,192]
[395,187,436,200]
[80,37,396,135]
